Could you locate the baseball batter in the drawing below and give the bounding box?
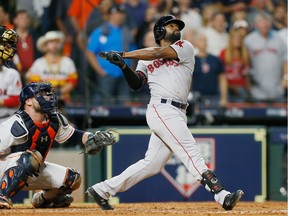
[0,81,117,209]
[87,15,243,211]
[0,26,22,124]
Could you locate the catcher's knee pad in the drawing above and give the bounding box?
[60,168,81,194]
[200,170,225,194]
[0,150,43,198]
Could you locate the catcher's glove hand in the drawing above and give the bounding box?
[99,51,125,68]
[83,129,119,155]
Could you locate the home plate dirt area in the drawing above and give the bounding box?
[2,201,287,216]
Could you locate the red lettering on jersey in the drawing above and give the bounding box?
[147,59,180,73]
[16,80,21,88]
[0,89,7,96]
[175,40,184,48]
[153,60,160,68]
[147,64,154,73]
[158,59,165,66]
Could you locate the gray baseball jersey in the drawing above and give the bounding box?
[0,67,22,122]
[244,31,287,100]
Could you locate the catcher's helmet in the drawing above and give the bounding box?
[153,15,185,45]
[0,26,19,63]
[20,82,57,114]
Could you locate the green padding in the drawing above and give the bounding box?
[84,154,103,202]
[268,144,287,201]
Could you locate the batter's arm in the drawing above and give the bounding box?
[123,46,178,61]
[121,65,146,91]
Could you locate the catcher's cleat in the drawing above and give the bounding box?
[222,190,244,210]
[0,196,13,209]
[52,194,74,208]
[86,187,114,210]
[32,192,73,208]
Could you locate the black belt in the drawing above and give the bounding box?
[160,99,188,110]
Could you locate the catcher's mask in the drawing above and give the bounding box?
[0,26,19,64]
[153,15,185,45]
[20,82,57,114]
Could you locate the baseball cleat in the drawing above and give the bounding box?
[222,190,244,210]
[32,192,73,208]
[52,194,74,208]
[0,196,12,209]
[86,187,114,210]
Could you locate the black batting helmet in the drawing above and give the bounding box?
[153,15,185,45]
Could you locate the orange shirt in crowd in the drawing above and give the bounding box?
[68,0,101,31]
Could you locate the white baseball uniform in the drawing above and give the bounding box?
[0,113,75,191]
[92,40,219,201]
[0,66,22,123]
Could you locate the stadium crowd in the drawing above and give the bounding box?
[0,0,287,109]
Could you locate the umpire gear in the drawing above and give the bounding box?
[153,15,185,45]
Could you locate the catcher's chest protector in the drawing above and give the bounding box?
[11,111,59,159]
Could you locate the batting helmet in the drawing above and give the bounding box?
[0,26,19,63]
[20,82,57,114]
[153,15,185,45]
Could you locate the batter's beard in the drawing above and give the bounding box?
[165,31,181,44]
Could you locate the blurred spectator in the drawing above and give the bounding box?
[201,3,220,28]
[277,16,288,97]
[201,11,229,56]
[86,4,136,105]
[26,31,78,111]
[16,0,58,39]
[219,28,250,101]
[182,27,199,54]
[55,0,76,58]
[215,0,251,28]
[156,0,178,15]
[178,0,203,33]
[191,0,217,11]
[244,12,287,102]
[0,26,22,124]
[86,0,114,37]
[230,6,249,30]
[247,0,274,30]
[0,4,13,29]
[191,33,228,106]
[68,0,100,52]
[135,4,159,48]
[13,9,36,85]
[67,0,100,96]
[232,19,249,36]
[271,4,287,31]
[124,0,148,40]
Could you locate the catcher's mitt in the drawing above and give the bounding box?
[83,129,119,155]
[99,51,125,68]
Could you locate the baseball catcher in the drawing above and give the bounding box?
[0,81,118,209]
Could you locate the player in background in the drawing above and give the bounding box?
[0,25,22,124]
[0,81,115,209]
[87,15,243,211]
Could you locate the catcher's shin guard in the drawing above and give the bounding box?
[32,168,80,208]
[60,168,81,194]
[200,170,225,194]
[0,150,43,203]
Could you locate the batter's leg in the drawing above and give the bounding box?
[88,132,172,209]
[148,105,243,210]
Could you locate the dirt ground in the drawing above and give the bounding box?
[1,201,287,216]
